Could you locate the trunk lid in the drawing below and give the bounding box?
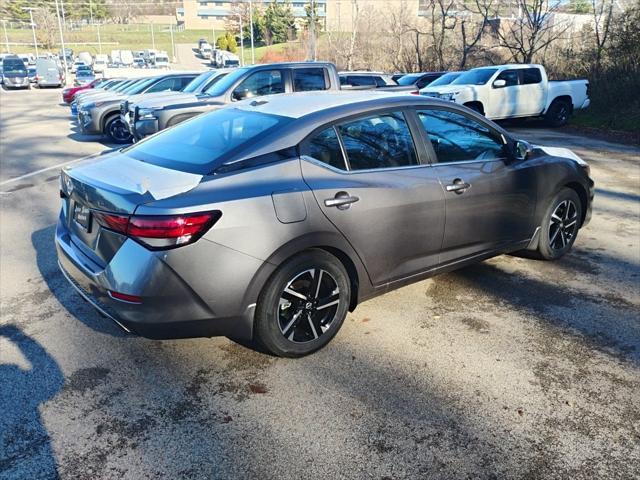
[62,150,203,264]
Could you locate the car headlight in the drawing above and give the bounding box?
[138,108,156,120]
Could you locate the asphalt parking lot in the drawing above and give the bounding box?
[1,86,639,480]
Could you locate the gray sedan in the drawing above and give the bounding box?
[56,92,594,357]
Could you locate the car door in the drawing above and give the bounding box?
[415,107,537,264]
[517,67,545,116]
[488,69,520,118]
[300,110,445,286]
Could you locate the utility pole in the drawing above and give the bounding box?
[249,0,255,64]
[54,0,68,84]
[309,0,316,61]
[89,0,102,54]
[169,24,176,63]
[23,8,38,57]
[151,22,155,50]
[2,20,9,53]
[237,13,244,66]
[212,25,216,47]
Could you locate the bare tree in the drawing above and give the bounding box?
[591,0,614,73]
[416,0,458,70]
[345,0,360,70]
[34,7,57,49]
[494,0,569,63]
[458,0,497,68]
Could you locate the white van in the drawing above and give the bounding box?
[153,52,170,69]
[93,54,108,73]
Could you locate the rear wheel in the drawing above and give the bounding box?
[545,99,571,127]
[254,250,351,357]
[537,188,582,260]
[105,116,133,144]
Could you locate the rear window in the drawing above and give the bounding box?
[521,68,542,84]
[397,73,422,85]
[3,59,26,74]
[125,107,293,174]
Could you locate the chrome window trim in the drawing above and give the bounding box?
[300,155,433,175]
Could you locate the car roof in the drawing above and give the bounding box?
[234,90,441,119]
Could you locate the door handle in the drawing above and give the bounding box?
[446,179,471,194]
[325,191,359,210]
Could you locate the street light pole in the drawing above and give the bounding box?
[151,22,155,50]
[54,0,68,84]
[249,0,255,64]
[169,24,176,63]
[2,20,9,53]
[24,8,38,57]
[237,13,244,67]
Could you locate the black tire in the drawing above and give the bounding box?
[537,188,582,260]
[254,249,351,357]
[545,99,571,127]
[105,116,133,144]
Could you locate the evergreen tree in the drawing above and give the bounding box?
[263,1,295,45]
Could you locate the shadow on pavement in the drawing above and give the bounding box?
[0,324,63,479]
[31,225,128,337]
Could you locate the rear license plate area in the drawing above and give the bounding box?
[73,203,92,232]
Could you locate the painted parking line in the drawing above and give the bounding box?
[0,158,84,187]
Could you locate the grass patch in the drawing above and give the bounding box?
[572,107,640,134]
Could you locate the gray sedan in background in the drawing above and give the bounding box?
[56,92,594,357]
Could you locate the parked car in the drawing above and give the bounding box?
[71,78,139,116]
[120,50,134,67]
[56,91,594,356]
[77,51,93,67]
[75,65,95,86]
[199,42,213,59]
[2,56,30,89]
[78,72,198,143]
[128,62,340,140]
[133,58,146,68]
[94,54,108,73]
[123,69,230,139]
[35,58,64,88]
[153,52,170,69]
[0,64,3,84]
[391,73,408,83]
[28,66,37,83]
[419,71,463,92]
[70,59,85,74]
[63,77,117,103]
[419,64,590,126]
[211,49,240,69]
[339,71,397,88]
[396,71,446,89]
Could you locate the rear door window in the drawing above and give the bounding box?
[337,112,418,170]
[301,127,346,170]
[292,67,329,92]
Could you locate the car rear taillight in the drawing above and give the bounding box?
[93,211,221,250]
[410,90,419,95]
[108,290,142,304]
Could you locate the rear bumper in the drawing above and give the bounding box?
[55,210,262,340]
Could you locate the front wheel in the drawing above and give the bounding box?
[537,188,582,260]
[254,250,351,357]
[105,116,133,144]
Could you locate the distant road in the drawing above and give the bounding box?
[175,43,210,70]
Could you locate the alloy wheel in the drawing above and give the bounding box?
[277,269,340,343]
[108,119,132,143]
[549,200,578,250]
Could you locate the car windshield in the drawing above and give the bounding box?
[451,68,498,85]
[112,79,138,92]
[397,73,423,85]
[3,60,27,74]
[203,67,250,96]
[428,72,462,87]
[124,107,292,174]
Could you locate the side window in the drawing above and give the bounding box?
[417,109,506,163]
[496,70,519,87]
[293,68,329,92]
[338,112,418,170]
[232,70,284,100]
[302,127,346,170]
[146,78,177,93]
[342,75,376,87]
[374,76,388,87]
[521,68,542,85]
[179,76,195,89]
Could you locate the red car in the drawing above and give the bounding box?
[62,78,104,104]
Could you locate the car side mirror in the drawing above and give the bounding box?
[232,89,250,101]
[493,79,506,88]
[514,140,533,161]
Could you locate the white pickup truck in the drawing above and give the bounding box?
[420,64,590,127]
